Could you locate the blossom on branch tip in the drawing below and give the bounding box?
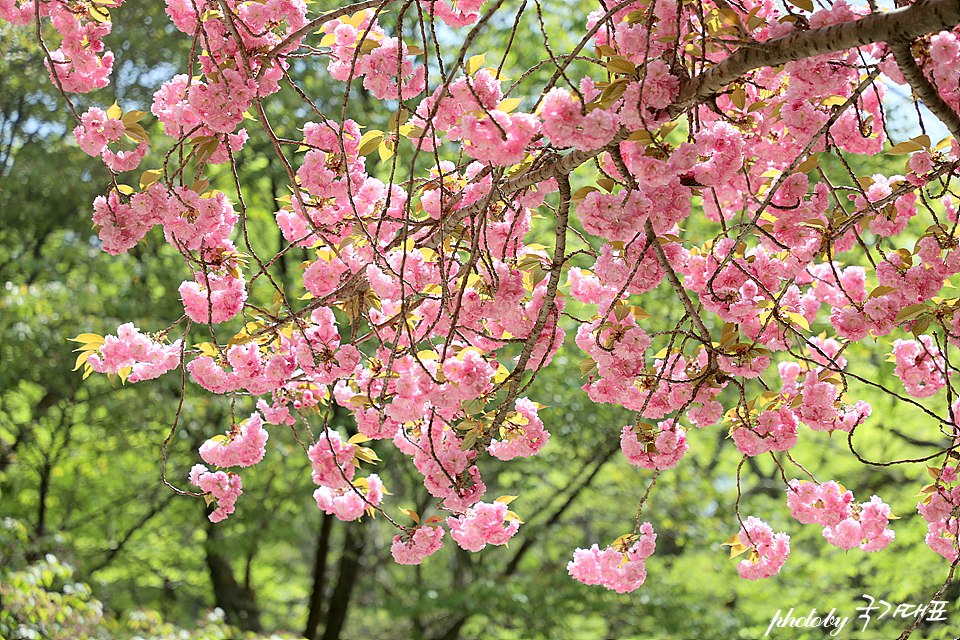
[189,464,243,523]
[734,517,790,580]
[314,474,384,521]
[199,412,269,469]
[391,524,445,564]
[567,523,657,593]
[447,500,520,552]
[620,420,688,470]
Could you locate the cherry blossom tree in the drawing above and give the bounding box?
[6,0,960,630]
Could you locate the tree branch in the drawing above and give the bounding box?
[889,39,960,143]
[453,0,960,224]
[670,0,960,117]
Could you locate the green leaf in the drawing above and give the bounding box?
[120,110,147,125]
[70,333,105,346]
[460,429,479,451]
[787,312,809,331]
[598,79,628,108]
[869,285,896,298]
[462,397,485,415]
[597,178,616,192]
[579,357,598,378]
[570,186,598,203]
[894,304,927,323]
[911,315,932,337]
[378,140,395,162]
[795,153,820,174]
[122,122,150,145]
[498,98,523,113]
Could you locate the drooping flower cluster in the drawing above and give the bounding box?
[189,465,243,523]
[320,11,425,100]
[314,474,385,522]
[447,501,520,552]
[307,430,357,489]
[179,270,247,325]
[567,523,657,593]
[86,323,181,383]
[918,464,960,562]
[787,480,895,552]
[487,398,550,461]
[199,413,269,469]
[304,430,384,521]
[620,420,688,470]
[391,524,446,565]
[735,517,791,580]
[891,336,948,398]
[42,0,117,92]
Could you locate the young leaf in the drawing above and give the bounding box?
[498,98,523,113]
[887,135,931,155]
[106,102,122,120]
[358,130,384,156]
[466,53,486,75]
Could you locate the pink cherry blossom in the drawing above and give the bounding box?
[447,501,520,552]
[736,517,790,580]
[199,412,269,469]
[391,524,445,564]
[567,523,657,593]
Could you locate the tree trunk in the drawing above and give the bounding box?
[304,512,335,640]
[321,519,365,640]
[205,519,262,632]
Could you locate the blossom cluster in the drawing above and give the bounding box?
[86,323,181,383]
[391,524,446,565]
[20,0,960,595]
[303,430,385,521]
[314,475,385,522]
[735,517,791,581]
[187,412,270,522]
[787,480,895,552]
[620,420,688,470]
[189,465,243,523]
[199,413,269,469]
[320,12,425,100]
[891,337,948,398]
[918,464,960,562]
[447,501,520,552]
[567,523,657,593]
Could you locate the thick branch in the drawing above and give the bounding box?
[457,0,960,219]
[890,39,960,143]
[454,128,631,222]
[670,0,960,117]
[480,174,571,446]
